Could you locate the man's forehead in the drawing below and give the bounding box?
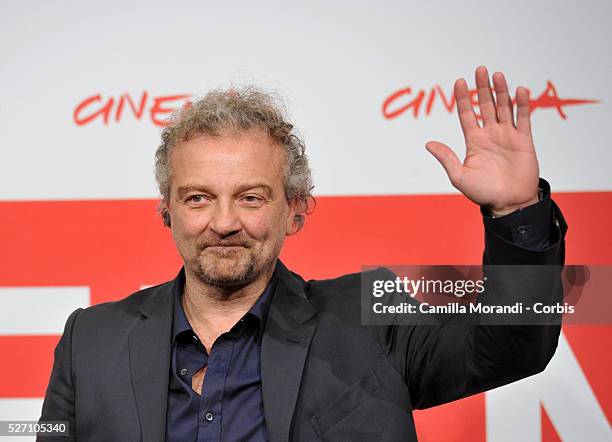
[170,130,287,190]
[176,130,285,161]
[175,141,285,173]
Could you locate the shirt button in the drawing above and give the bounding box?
[179,368,188,376]
[516,226,527,234]
[204,411,214,422]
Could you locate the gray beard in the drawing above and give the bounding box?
[192,259,258,289]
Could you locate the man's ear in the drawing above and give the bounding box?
[286,198,306,235]
[160,199,172,228]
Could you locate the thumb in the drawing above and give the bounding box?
[425,141,463,187]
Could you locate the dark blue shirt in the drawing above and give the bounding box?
[165,267,276,442]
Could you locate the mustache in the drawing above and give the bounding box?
[201,242,249,248]
[197,237,252,249]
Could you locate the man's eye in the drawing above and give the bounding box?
[187,195,207,204]
[242,195,264,205]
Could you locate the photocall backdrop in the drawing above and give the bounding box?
[1,1,610,441]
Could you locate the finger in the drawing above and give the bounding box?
[516,86,532,136]
[454,78,479,136]
[492,72,514,126]
[475,66,498,125]
[425,141,463,187]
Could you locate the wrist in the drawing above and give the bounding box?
[489,190,542,218]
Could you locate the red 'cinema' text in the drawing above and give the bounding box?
[72,82,599,128]
[382,81,599,120]
[73,91,192,127]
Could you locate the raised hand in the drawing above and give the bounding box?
[425,66,539,217]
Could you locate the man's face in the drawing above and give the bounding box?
[164,129,300,289]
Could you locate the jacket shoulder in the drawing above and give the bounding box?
[74,279,175,330]
[304,267,396,322]
[307,267,396,295]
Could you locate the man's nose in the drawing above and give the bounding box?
[208,201,242,237]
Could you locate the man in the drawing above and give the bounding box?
[39,66,567,441]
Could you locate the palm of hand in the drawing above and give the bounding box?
[426,67,540,216]
[460,124,538,209]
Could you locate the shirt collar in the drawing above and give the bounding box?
[172,262,279,343]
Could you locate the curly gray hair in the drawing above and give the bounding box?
[154,86,314,229]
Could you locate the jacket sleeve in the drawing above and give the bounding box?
[37,308,83,441]
[381,185,568,410]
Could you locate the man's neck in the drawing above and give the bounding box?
[181,264,274,350]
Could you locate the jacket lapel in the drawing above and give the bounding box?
[129,274,177,442]
[262,260,318,442]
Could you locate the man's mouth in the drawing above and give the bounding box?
[205,245,246,249]
[203,245,247,254]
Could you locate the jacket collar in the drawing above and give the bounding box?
[261,259,318,442]
[129,271,177,442]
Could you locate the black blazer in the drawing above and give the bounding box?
[39,202,567,442]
